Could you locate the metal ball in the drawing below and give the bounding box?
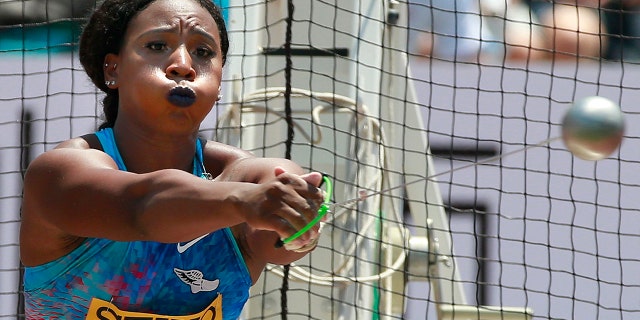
[562,96,625,161]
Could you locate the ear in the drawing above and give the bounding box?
[103,53,120,88]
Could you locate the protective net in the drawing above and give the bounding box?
[1,1,640,319]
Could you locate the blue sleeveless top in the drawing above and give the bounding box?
[23,128,251,319]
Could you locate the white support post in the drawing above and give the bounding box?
[222,1,532,319]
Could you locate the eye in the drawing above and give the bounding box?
[194,46,215,59]
[145,41,167,51]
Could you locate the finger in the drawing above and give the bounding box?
[273,169,304,187]
[300,171,323,187]
[282,236,318,252]
[277,175,324,209]
[279,222,321,250]
[273,207,321,249]
[275,174,324,210]
[270,203,312,235]
[272,206,321,242]
[270,215,308,243]
[274,166,286,177]
[279,191,321,226]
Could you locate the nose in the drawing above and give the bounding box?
[166,45,196,81]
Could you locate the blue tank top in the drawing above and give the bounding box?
[23,128,252,319]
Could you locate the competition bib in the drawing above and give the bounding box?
[85,294,222,320]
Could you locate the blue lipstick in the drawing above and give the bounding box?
[167,86,196,107]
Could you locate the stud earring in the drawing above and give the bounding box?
[217,94,223,101]
[104,63,109,68]
[105,80,116,86]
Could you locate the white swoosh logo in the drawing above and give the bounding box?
[177,234,208,253]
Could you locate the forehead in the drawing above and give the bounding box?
[126,0,220,39]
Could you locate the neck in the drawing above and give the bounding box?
[110,123,198,174]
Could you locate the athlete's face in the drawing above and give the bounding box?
[107,0,223,135]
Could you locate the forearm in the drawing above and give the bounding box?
[130,169,249,243]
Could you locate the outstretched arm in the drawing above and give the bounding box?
[20,142,323,268]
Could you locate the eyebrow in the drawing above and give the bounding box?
[140,25,219,48]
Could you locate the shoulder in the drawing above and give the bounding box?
[28,135,114,172]
[55,134,98,150]
[200,139,254,177]
[24,135,118,199]
[201,139,253,160]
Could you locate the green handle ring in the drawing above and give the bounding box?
[277,175,332,247]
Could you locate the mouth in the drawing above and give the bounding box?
[167,86,196,107]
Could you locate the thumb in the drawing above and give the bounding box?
[274,167,286,177]
[300,171,323,187]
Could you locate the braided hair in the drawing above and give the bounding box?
[78,0,229,129]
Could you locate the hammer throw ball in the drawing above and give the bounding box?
[562,96,625,161]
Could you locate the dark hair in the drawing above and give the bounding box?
[79,0,229,129]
